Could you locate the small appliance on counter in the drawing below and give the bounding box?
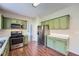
[9,31,24,50]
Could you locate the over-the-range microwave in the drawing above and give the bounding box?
[11,24,23,29]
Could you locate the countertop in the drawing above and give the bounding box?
[47,33,69,39]
[0,37,9,56]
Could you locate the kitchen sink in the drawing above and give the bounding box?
[0,40,5,48]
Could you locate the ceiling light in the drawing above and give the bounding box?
[32,3,40,7]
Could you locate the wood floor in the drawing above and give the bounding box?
[9,41,78,56]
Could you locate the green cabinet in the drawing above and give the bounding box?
[0,15,4,29]
[41,22,45,25]
[54,38,67,54]
[49,20,54,29]
[0,15,27,29]
[47,36,55,49]
[41,15,70,29]
[11,19,17,24]
[2,41,9,56]
[23,35,28,45]
[1,16,27,29]
[15,19,22,24]
[22,21,27,29]
[53,18,60,29]
[59,15,70,29]
[47,36,69,55]
[3,18,11,29]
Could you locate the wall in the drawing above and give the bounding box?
[27,17,40,42]
[40,5,79,55]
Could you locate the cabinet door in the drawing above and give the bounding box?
[0,15,2,29]
[15,19,21,24]
[22,21,27,29]
[53,18,60,29]
[23,35,28,45]
[54,38,67,54]
[42,21,45,25]
[11,19,17,24]
[0,15,4,29]
[49,19,54,29]
[3,18,11,29]
[44,21,49,25]
[59,15,70,29]
[47,36,55,49]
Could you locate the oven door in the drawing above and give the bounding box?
[11,37,23,45]
[10,37,24,50]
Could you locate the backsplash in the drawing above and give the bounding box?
[0,29,27,37]
[0,30,11,37]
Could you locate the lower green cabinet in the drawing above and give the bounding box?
[54,39,67,54]
[23,35,28,45]
[2,41,9,56]
[47,36,69,55]
[47,36,55,49]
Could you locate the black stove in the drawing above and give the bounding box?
[9,31,24,50]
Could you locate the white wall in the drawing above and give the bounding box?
[27,17,40,42]
[40,5,79,55]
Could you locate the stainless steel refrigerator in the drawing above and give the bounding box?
[37,25,49,46]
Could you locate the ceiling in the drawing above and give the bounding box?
[0,3,78,18]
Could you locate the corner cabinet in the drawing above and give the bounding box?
[47,36,69,55]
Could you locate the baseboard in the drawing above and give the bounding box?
[46,46,65,56]
[47,46,79,56]
[69,50,79,56]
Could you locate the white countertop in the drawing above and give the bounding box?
[0,37,9,55]
[48,33,69,39]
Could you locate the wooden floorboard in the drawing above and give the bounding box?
[9,41,78,56]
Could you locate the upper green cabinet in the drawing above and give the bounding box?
[0,15,3,29]
[59,15,70,29]
[0,15,27,29]
[41,15,70,29]
[49,20,54,29]
[11,19,17,24]
[3,17,12,29]
[41,22,45,25]
[53,18,60,29]
[22,21,27,29]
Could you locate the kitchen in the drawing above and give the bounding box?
[0,3,79,56]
